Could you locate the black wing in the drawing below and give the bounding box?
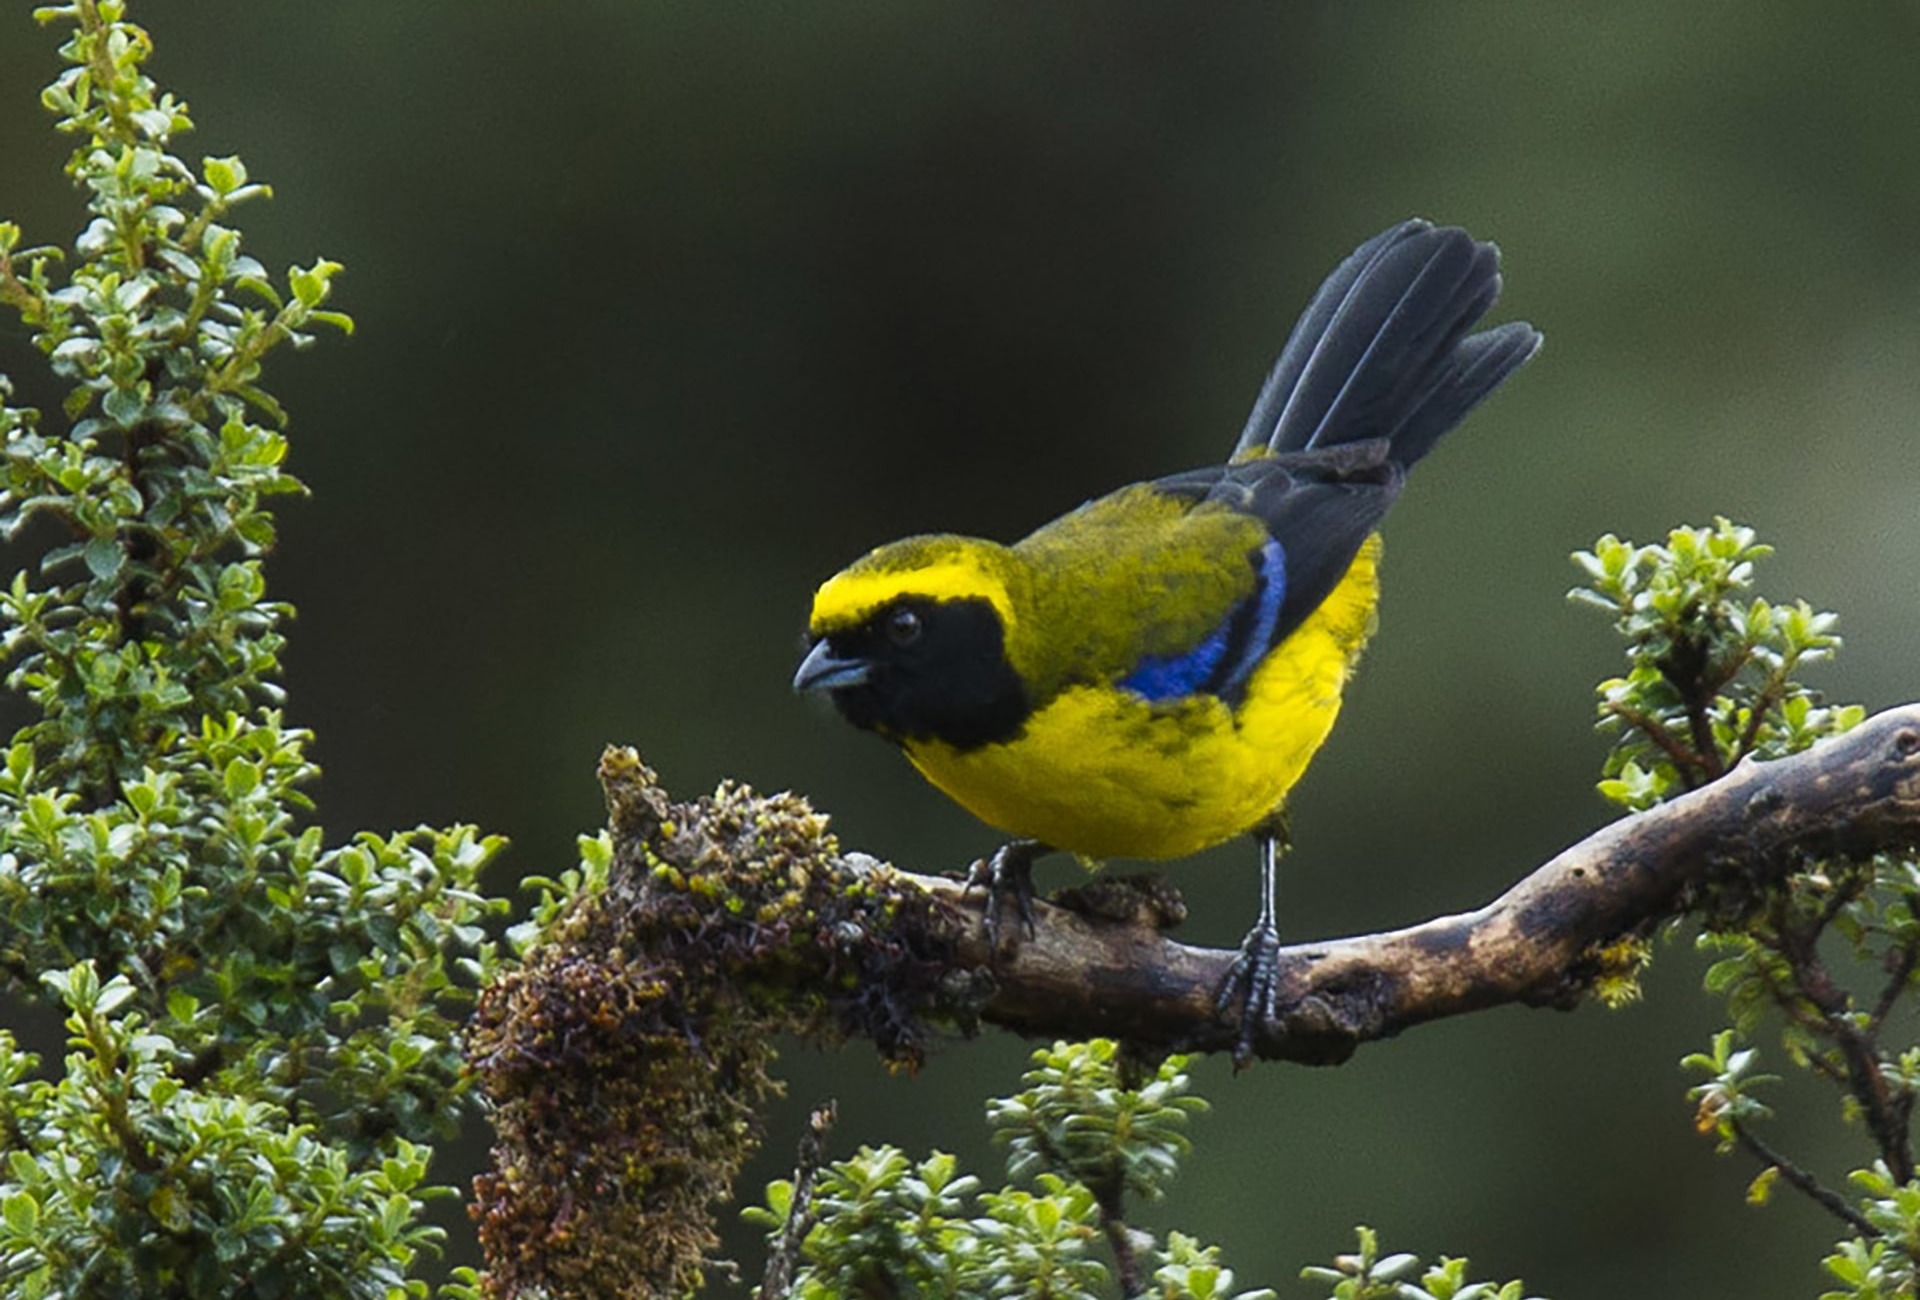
[1145,446,1401,701]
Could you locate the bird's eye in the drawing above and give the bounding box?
[885,606,923,646]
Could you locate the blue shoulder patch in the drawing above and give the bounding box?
[1118,539,1288,704]
[1117,620,1233,702]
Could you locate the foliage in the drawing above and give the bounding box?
[0,3,502,1296]
[1573,520,1920,1298]
[1300,1226,1540,1300]
[747,1039,1276,1300]
[988,1037,1205,1208]
[749,1043,1542,1300]
[1571,518,1860,811]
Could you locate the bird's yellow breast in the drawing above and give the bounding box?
[902,538,1382,860]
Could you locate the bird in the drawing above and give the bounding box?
[792,218,1541,1054]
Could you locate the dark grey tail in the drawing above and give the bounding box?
[1231,220,1542,466]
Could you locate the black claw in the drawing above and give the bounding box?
[1215,920,1284,1065]
[969,839,1047,952]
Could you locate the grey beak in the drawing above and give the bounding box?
[793,639,872,693]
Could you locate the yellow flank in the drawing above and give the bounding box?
[810,549,1017,635]
[903,537,1382,860]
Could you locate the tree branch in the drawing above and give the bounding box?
[865,704,1920,1063]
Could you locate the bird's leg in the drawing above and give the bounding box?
[967,838,1049,951]
[1215,821,1290,1065]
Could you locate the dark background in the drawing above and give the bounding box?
[3,4,1918,1295]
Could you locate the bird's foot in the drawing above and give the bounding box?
[1215,918,1285,1067]
[967,838,1046,953]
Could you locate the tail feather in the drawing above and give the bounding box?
[1232,224,1420,456]
[1231,220,1541,467]
[1382,320,1541,466]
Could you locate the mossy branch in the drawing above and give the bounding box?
[471,702,1920,1296]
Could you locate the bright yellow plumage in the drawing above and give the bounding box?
[900,538,1379,860]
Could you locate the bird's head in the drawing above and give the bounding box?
[794,535,1030,750]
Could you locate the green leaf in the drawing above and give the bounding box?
[95,975,136,1016]
[224,756,261,798]
[82,535,123,580]
[288,259,343,308]
[3,1190,40,1237]
[203,153,247,194]
[101,383,146,426]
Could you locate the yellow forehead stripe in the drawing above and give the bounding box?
[810,558,1016,634]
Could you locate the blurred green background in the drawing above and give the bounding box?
[4,3,1918,1295]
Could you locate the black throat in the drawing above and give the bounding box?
[824,596,1031,751]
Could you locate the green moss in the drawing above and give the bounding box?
[468,747,971,1298]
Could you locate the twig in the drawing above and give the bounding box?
[1872,944,1918,1034]
[1098,1199,1144,1298]
[1782,938,1914,1183]
[1732,1119,1877,1238]
[1607,700,1709,784]
[757,1101,838,1300]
